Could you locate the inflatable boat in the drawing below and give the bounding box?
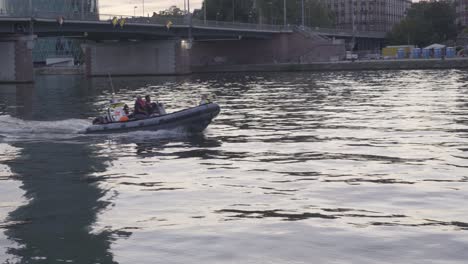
[85,103,220,134]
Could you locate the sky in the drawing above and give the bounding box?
[99,0,203,16]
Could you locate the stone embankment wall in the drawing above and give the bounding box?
[192,58,468,73]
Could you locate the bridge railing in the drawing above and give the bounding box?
[0,9,291,32]
[98,14,291,32]
[0,9,385,37]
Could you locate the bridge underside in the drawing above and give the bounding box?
[83,40,190,76]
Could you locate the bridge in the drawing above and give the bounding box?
[0,12,385,40]
[0,12,386,82]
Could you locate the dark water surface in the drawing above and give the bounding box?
[0,71,467,263]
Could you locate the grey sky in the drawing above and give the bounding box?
[100,0,203,16]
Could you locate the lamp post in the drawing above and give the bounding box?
[301,0,305,27]
[187,0,192,49]
[142,0,145,17]
[283,0,287,26]
[204,0,207,24]
[268,2,273,24]
[134,6,137,17]
[232,0,235,22]
[28,0,32,16]
[351,0,355,51]
[80,0,84,20]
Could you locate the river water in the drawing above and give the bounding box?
[0,70,467,263]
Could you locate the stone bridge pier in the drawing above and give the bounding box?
[82,40,191,76]
[0,35,35,83]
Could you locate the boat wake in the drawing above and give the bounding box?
[0,115,195,142]
[0,115,91,141]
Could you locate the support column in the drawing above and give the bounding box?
[0,35,36,83]
[82,40,192,77]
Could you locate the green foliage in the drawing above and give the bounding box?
[196,0,333,27]
[158,5,185,17]
[387,0,457,47]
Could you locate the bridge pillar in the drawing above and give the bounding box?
[82,40,191,77]
[0,35,35,83]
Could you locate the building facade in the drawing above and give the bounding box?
[326,0,411,32]
[1,0,98,18]
[0,0,99,63]
[455,0,468,26]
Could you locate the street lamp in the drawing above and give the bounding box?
[301,0,305,27]
[134,6,137,17]
[204,0,207,24]
[268,2,273,24]
[283,0,287,26]
[187,0,193,48]
[232,0,235,22]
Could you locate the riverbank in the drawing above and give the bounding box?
[31,58,468,78]
[192,58,468,74]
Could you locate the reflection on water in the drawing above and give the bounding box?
[0,71,468,263]
[3,142,117,263]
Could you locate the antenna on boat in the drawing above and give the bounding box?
[108,73,116,102]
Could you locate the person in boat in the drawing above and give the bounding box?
[132,95,148,119]
[145,95,159,115]
[145,95,167,116]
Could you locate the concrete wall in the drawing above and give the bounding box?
[190,32,346,67]
[0,42,15,81]
[15,36,35,82]
[191,39,275,66]
[271,32,346,63]
[192,58,468,73]
[83,40,191,76]
[0,35,35,83]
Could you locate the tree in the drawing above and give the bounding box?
[387,1,457,47]
[158,5,184,17]
[197,0,333,27]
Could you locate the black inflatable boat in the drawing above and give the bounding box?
[85,103,220,134]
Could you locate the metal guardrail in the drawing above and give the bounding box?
[0,10,291,32]
[0,9,386,37]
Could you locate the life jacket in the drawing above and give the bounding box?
[135,98,146,114]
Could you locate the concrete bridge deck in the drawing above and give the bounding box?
[0,12,385,83]
[0,12,385,40]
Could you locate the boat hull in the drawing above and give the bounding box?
[85,103,220,134]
